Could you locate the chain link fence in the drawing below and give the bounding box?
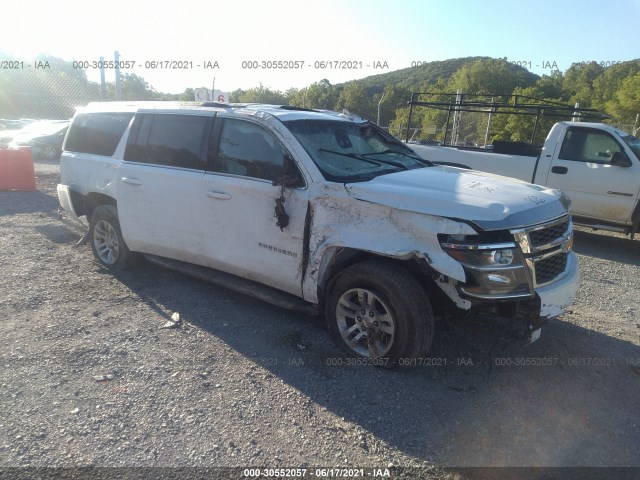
[2,67,637,143]
[0,69,102,121]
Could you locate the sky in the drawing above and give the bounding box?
[2,0,639,94]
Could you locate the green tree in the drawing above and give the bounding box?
[389,79,449,142]
[437,59,538,144]
[290,79,338,109]
[229,88,245,102]
[605,72,640,124]
[0,54,100,118]
[160,88,197,101]
[592,60,640,111]
[103,73,159,101]
[562,62,604,108]
[334,81,372,118]
[377,84,411,130]
[284,87,299,103]
[178,88,196,101]
[534,70,565,101]
[447,58,536,95]
[231,84,288,104]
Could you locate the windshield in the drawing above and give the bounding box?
[620,134,640,161]
[283,119,431,182]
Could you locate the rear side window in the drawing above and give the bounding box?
[124,114,209,170]
[64,112,134,156]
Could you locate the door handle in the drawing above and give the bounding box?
[551,166,568,174]
[607,191,634,197]
[207,190,232,200]
[121,177,143,185]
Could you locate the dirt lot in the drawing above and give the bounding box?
[1,160,639,479]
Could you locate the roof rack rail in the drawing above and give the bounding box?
[200,102,234,108]
[405,92,611,147]
[277,105,317,112]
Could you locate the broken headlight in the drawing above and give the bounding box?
[440,236,533,299]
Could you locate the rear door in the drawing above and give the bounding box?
[117,112,213,264]
[545,126,640,224]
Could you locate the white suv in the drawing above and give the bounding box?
[58,102,579,364]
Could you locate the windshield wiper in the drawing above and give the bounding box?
[318,148,383,166]
[318,148,408,170]
[361,149,433,166]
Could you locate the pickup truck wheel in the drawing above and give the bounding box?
[89,205,136,269]
[326,261,434,365]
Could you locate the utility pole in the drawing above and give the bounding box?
[114,51,121,101]
[99,56,106,101]
[484,97,494,147]
[377,93,385,126]
[452,90,462,145]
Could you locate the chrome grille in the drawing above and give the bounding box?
[529,220,569,249]
[535,253,568,285]
[512,215,573,287]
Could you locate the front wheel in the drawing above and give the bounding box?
[326,260,434,365]
[41,144,60,160]
[89,205,137,269]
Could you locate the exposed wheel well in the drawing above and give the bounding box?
[76,192,117,220]
[318,248,442,312]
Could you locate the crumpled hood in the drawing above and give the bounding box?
[345,166,569,230]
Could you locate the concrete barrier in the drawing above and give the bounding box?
[0,147,36,191]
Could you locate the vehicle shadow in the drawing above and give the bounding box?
[573,229,640,266]
[113,263,640,468]
[0,191,59,217]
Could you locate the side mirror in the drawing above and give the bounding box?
[610,151,632,167]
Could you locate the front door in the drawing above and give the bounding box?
[201,117,309,297]
[545,126,640,224]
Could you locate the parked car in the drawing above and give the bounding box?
[5,120,69,160]
[0,118,36,130]
[57,102,579,365]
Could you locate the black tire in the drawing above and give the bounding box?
[89,205,137,269]
[326,260,434,365]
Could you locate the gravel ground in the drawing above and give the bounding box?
[1,159,639,479]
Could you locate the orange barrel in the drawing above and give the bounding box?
[0,147,36,191]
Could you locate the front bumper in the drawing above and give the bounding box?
[497,250,579,341]
[434,250,579,340]
[537,250,579,320]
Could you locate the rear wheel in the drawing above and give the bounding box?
[326,260,434,366]
[89,205,137,269]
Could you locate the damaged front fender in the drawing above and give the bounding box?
[300,186,477,304]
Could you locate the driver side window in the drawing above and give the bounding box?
[213,119,285,181]
[559,128,624,164]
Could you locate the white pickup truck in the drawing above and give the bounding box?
[57,102,579,365]
[410,122,640,238]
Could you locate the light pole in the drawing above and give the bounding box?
[377,93,385,126]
